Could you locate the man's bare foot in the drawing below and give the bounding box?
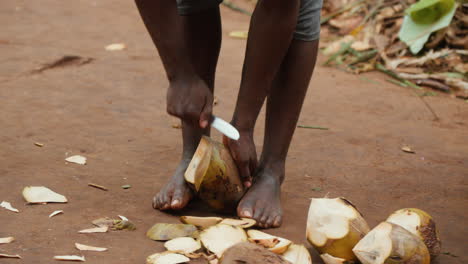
[152,158,193,210]
[237,165,283,228]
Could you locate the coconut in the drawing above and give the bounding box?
[247,230,292,254]
[164,237,201,254]
[184,136,244,211]
[180,216,223,229]
[353,222,430,264]
[282,244,312,264]
[199,224,247,258]
[146,252,190,264]
[306,197,370,261]
[386,208,441,259]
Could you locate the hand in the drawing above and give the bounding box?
[223,131,258,188]
[166,77,213,128]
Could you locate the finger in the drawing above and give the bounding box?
[239,162,252,188]
[199,96,213,129]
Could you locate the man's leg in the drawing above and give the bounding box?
[238,39,319,228]
[135,0,221,210]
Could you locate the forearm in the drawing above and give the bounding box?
[232,0,300,131]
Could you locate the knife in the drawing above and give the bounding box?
[211,116,240,140]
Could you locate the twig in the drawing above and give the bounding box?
[222,1,252,16]
[323,42,352,66]
[321,0,366,24]
[88,183,108,191]
[297,125,329,130]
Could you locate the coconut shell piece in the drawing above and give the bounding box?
[22,186,67,204]
[79,226,108,233]
[200,224,248,258]
[75,243,107,252]
[282,244,312,264]
[0,201,19,213]
[219,242,290,264]
[180,216,223,229]
[0,237,15,244]
[0,253,21,259]
[320,253,348,264]
[146,252,190,264]
[219,218,256,228]
[306,197,370,261]
[53,255,85,262]
[247,230,291,254]
[353,222,430,264]
[147,223,199,241]
[164,237,202,254]
[185,136,244,211]
[387,208,441,259]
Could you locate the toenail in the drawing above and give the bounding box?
[243,210,252,217]
[171,199,180,206]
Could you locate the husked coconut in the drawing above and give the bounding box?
[185,137,244,211]
[353,222,430,264]
[180,216,223,229]
[146,252,190,264]
[387,208,441,259]
[219,242,290,264]
[247,230,291,254]
[164,237,202,254]
[200,224,247,257]
[306,197,370,261]
[219,218,256,228]
[282,244,312,264]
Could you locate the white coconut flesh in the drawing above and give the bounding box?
[164,237,201,254]
[352,222,394,264]
[307,198,360,247]
[200,224,247,257]
[320,253,347,264]
[180,216,223,229]
[146,252,190,264]
[386,210,420,235]
[282,244,312,264]
[247,230,291,254]
[184,137,213,191]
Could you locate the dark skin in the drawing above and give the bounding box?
[135,0,319,228]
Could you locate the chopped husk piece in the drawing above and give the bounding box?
[75,243,108,252]
[282,244,312,264]
[113,218,136,231]
[65,155,87,165]
[0,201,19,213]
[387,208,441,259]
[219,242,290,264]
[247,230,291,254]
[185,136,244,211]
[200,224,248,258]
[0,253,21,259]
[93,217,115,227]
[49,210,64,218]
[0,237,15,244]
[79,226,108,233]
[306,197,370,261]
[353,222,430,264]
[147,223,199,241]
[164,237,202,254]
[320,253,348,264]
[180,216,223,229]
[146,252,190,264]
[249,238,280,248]
[53,255,86,262]
[22,186,67,204]
[219,218,256,228]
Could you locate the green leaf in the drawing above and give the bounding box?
[399,1,458,54]
[406,0,455,24]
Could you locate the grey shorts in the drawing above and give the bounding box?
[176,0,323,41]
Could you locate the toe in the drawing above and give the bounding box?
[152,195,158,209]
[259,213,269,228]
[265,215,276,229]
[170,188,189,210]
[237,201,254,218]
[272,215,282,228]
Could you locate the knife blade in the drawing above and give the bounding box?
[211,116,240,140]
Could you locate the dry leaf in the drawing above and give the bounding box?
[0,237,15,244]
[22,186,67,204]
[49,210,64,218]
[0,253,21,259]
[75,243,108,252]
[229,31,248,39]
[65,155,87,165]
[105,43,126,51]
[79,226,108,233]
[54,255,85,262]
[0,201,19,213]
[401,146,415,153]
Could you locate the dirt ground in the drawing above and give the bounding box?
[1,0,467,263]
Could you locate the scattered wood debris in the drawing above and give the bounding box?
[88,183,108,191]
